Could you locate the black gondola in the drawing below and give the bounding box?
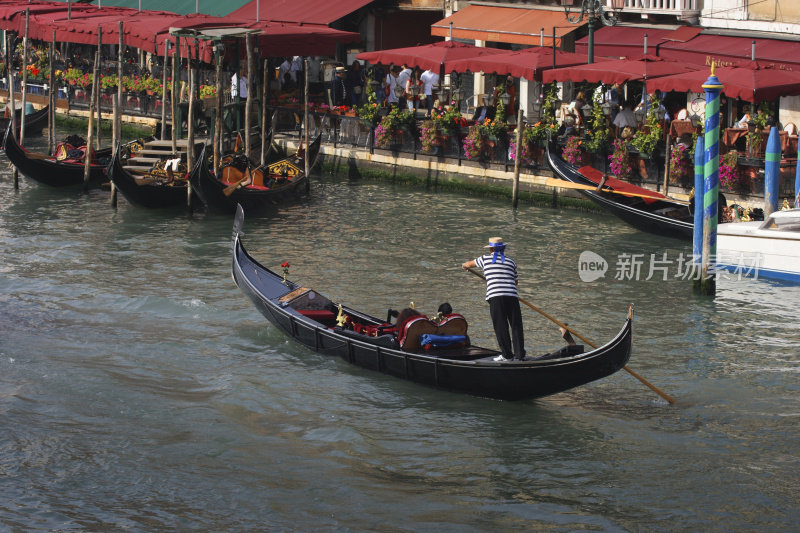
[107,145,201,209]
[3,123,112,187]
[231,205,634,401]
[0,105,50,144]
[190,134,322,213]
[546,141,694,240]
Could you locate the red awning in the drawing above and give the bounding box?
[543,54,700,85]
[431,5,584,48]
[574,26,675,59]
[248,22,360,57]
[227,0,372,26]
[358,41,506,73]
[576,25,800,72]
[658,34,800,72]
[646,61,800,103]
[445,47,602,81]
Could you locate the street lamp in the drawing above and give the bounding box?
[562,0,624,64]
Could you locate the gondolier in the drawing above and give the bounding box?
[462,237,525,362]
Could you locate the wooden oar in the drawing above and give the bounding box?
[222,168,251,196]
[545,177,688,204]
[465,267,676,404]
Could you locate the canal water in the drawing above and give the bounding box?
[1,132,798,531]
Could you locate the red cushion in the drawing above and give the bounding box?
[298,309,336,321]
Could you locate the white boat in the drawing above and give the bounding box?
[717,208,800,282]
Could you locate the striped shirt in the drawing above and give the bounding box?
[475,253,518,300]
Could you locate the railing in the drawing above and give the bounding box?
[616,0,700,15]
[266,105,545,173]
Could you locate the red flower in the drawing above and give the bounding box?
[281,261,290,268]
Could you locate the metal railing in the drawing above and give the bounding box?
[267,105,546,172]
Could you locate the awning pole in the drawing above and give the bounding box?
[540,28,543,47]
[751,40,755,61]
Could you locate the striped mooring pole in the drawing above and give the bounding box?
[693,136,705,267]
[698,65,723,295]
[795,141,800,207]
[764,127,781,217]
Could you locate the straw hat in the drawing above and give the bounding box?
[484,237,506,248]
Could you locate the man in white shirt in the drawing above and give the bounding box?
[230,66,248,100]
[290,56,303,83]
[613,100,637,135]
[385,66,400,106]
[396,64,412,110]
[278,57,291,89]
[307,56,322,92]
[420,68,439,117]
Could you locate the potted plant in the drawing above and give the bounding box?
[374,107,414,148]
[746,101,771,158]
[100,74,118,92]
[608,138,633,180]
[562,135,587,167]
[462,124,488,160]
[199,84,216,100]
[355,102,381,126]
[419,119,444,153]
[668,142,692,184]
[583,91,610,167]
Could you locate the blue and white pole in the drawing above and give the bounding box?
[764,126,780,217]
[693,136,705,265]
[796,141,800,207]
[700,65,723,295]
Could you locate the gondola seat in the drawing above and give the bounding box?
[398,314,469,352]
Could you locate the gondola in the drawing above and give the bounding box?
[107,144,201,209]
[3,123,113,187]
[190,134,321,213]
[546,141,694,240]
[231,205,634,401]
[0,105,50,144]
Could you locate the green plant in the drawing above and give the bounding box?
[432,105,465,134]
[356,102,381,124]
[584,89,609,154]
[378,107,414,131]
[746,101,771,152]
[631,96,663,157]
[100,74,118,90]
[199,84,216,99]
[541,83,559,129]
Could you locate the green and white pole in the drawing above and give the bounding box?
[699,66,723,295]
[764,126,781,217]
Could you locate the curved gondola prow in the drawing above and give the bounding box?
[306,133,323,172]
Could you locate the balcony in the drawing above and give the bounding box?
[613,0,701,20]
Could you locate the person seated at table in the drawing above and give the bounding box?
[558,115,578,138]
[472,103,496,123]
[569,90,587,124]
[613,100,637,136]
[735,105,751,128]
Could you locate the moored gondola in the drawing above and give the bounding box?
[190,134,321,213]
[546,141,694,240]
[231,205,634,401]
[107,144,200,209]
[0,105,50,146]
[3,123,112,187]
